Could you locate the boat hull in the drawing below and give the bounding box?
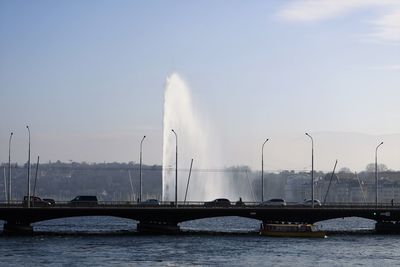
[260,230,326,238]
[260,223,326,238]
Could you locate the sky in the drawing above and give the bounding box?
[0,0,399,172]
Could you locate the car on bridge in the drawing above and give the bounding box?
[302,199,322,206]
[139,199,160,206]
[260,198,287,206]
[22,196,52,207]
[69,195,98,207]
[43,198,56,205]
[204,198,231,207]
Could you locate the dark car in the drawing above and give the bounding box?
[69,195,98,207]
[43,198,56,205]
[22,196,52,207]
[139,199,160,206]
[204,198,231,207]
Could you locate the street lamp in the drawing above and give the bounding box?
[375,141,384,206]
[171,129,178,208]
[261,138,269,203]
[305,133,314,208]
[139,135,146,203]
[26,126,31,208]
[8,132,13,204]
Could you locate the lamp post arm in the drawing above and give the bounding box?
[139,135,146,203]
[261,138,269,203]
[8,132,13,203]
[375,142,383,206]
[26,126,31,208]
[305,133,314,208]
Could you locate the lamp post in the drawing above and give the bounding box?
[172,129,178,208]
[26,126,31,208]
[8,132,13,204]
[139,135,146,203]
[375,141,384,206]
[305,133,314,208]
[261,138,269,203]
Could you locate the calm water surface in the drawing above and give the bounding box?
[0,217,399,266]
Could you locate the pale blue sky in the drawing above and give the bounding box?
[1,1,399,171]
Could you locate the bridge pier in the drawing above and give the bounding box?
[137,221,180,234]
[375,221,400,234]
[3,221,33,235]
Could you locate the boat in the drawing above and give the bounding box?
[260,223,326,238]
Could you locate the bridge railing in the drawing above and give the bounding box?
[1,200,400,208]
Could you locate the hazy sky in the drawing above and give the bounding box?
[1,0,399,171]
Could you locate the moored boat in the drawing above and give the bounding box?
[260,223,326,238]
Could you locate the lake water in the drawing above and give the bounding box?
[1,216,399,266]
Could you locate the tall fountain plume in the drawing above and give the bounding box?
[162,73,246,202]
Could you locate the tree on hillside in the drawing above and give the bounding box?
[339,167,351,173]
[365,163,388,172]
